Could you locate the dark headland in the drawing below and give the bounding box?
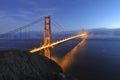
[0,50,76,80]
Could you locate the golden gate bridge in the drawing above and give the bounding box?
[0,16,87,59]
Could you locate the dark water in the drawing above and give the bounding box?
[0,39,120,80]
[52,40,120,80]
[65,40,120,80]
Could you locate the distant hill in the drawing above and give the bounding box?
[86,28,120,38]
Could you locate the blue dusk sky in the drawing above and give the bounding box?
[0,0,120,33]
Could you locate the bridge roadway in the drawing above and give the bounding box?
[30,33,87,53]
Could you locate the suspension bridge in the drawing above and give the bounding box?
[0,16,87,59]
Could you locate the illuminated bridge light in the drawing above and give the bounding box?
[30,33,88,53]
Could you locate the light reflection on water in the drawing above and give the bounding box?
[58,39,86,71]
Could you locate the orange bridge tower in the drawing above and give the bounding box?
[44,16,52,58]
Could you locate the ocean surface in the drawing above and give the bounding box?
[48,39,120,80]
[0,39,120,80]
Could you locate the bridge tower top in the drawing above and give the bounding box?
[44,16,52,58]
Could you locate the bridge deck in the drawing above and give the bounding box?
[30,34,87,53]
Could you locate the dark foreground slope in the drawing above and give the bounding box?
[0,50,66,80]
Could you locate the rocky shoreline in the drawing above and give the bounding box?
[0,50,68,80]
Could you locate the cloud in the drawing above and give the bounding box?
[0,11,21,33]
[0,6,57,33]
[16,0,37,6]
[16,8,56,21]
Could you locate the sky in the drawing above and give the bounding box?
[0,0,120,33]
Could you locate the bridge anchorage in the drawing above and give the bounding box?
[30,16,88,59]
